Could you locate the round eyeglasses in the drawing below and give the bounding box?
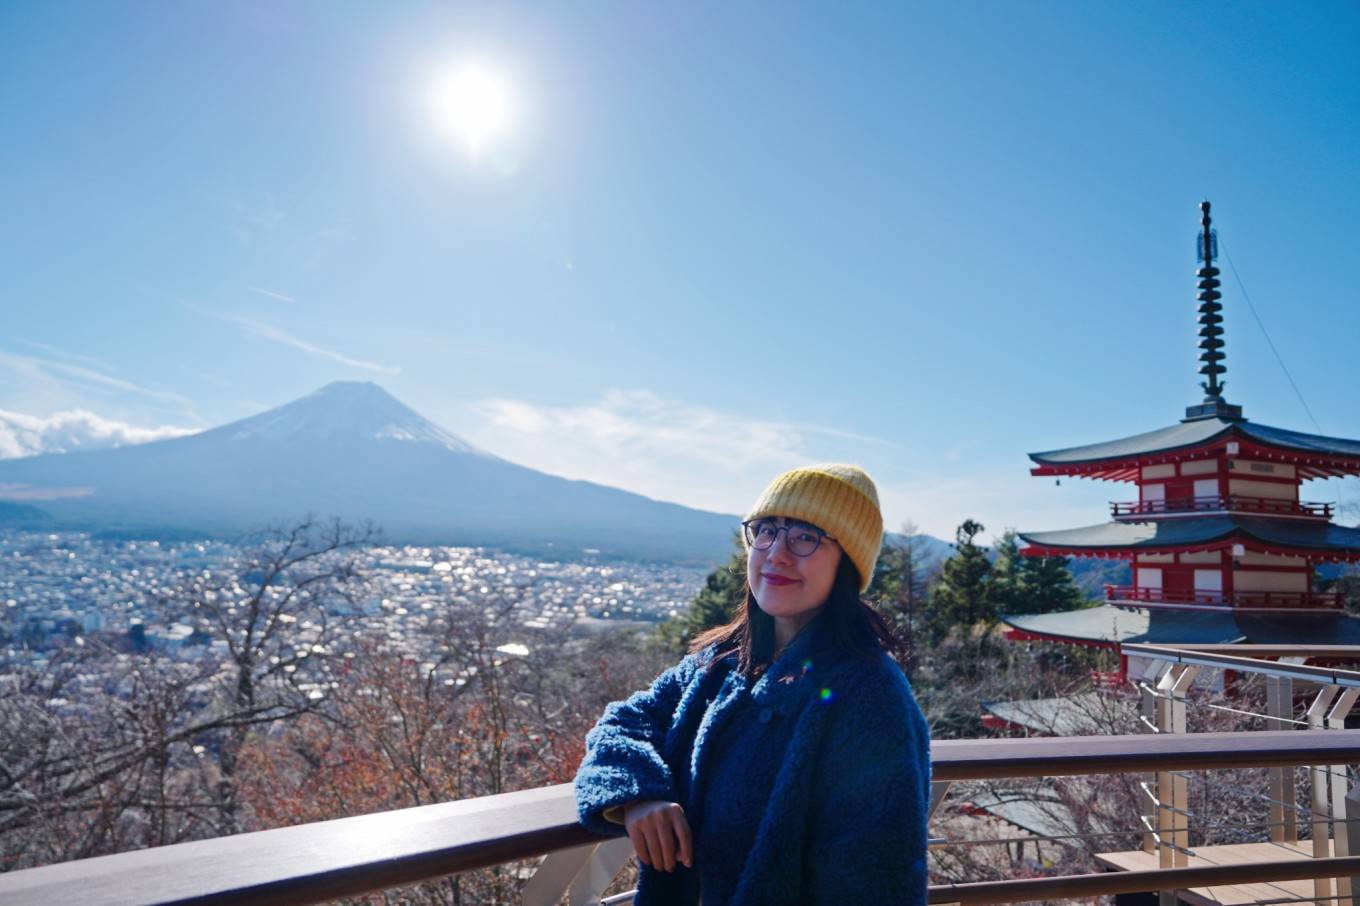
[742,518,836,557]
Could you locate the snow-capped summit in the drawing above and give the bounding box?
[218,381,488,455]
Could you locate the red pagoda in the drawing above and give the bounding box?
[1006,201,1360,651]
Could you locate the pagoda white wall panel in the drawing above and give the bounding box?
[1193,478,1218,498]
[1193,570,1223,592]
[1179,551,1222,565]
[1181,459,1219,476]
[1141,484,1165,503]
[1235,571,1308,592]
[1227,478,1296,500]
[1136,567,1163,588]
[1142,464,1176,480]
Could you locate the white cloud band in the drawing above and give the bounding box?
[0,409,198,460]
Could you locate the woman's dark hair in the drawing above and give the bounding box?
[688,552,899,678]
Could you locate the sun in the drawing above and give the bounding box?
[429,64,513,158]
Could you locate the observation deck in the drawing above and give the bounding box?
[5,644,1360,906]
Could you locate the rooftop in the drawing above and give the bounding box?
[1003,605,1360,647]
[1029,418,1360,479]
[1019,515,1360,560]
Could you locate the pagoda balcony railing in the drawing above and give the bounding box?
[1106,584,1344,612]
[5,731,1360,906]
[1110,494,1334,520]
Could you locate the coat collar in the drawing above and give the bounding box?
[748,608,839,715]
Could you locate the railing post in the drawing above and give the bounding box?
[1140,658,1171,855]
[1347,783,1360,906]
[522,842,597,906]
[928,780,954,854]
[1153,663,1181,906]
[1329,689,1360,904]
[1308,685,1342,903]
[1267,663,1303,844]
[1171,665,1197,871]
[521,837,633,906]
[929,781,953,822]
[1154,663,1198,879]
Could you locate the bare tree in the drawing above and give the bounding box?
[0,517,376,868]
[163,517,377,833]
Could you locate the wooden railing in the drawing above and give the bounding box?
[1110,494,1333,520]
[1106,584,1344,611]
[3,731,1359,906]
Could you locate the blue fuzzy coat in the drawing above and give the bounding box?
[573,615,931,905]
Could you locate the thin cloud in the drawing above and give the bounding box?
[226,316,400,375]
[0,350,199,415]
[464,389,900,516]
[18,340,115,372]
[0,408,198,460]
[248,286,297,304]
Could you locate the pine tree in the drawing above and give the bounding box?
[869,521,934,678]
[656,532,747,654]
[1016,553,1086,614]
[926,519,993,641]
[989,529,1026,616]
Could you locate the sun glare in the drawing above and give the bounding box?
[429,64,513,158]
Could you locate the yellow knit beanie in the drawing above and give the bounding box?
[742,463,884,593]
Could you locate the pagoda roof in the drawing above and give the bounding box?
[1002,605,1360,647]
[980,693,1107,736]
[964,785,1101,841]
[1019,516,1360,560]
[1029,418,1360,480]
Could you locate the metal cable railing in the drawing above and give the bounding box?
[939,646,1360,906]
[1101,644,1360,906]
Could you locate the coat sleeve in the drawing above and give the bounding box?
[805,663,931,905]
[573,651,705,837]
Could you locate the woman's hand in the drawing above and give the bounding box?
[623,799,693,872]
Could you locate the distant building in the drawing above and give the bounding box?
[146,622,197,650]
[1005,202,1360,666]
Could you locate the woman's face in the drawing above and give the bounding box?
[747,516,842,633]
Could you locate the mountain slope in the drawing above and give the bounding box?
[0,382,738,562]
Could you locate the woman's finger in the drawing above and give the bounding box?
[671,805,693,868]
[628,823,652,868]
[652,812,676,871]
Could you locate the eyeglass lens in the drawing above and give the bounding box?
[746,519,823,556]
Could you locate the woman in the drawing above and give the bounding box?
[574,464,930,906]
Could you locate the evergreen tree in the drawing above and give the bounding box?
[989,529,1026,616]
[869,521,934,679]
[656,533,747,654]
[1316,566,1360,617]
[926,519,993,641]
[988,529,1086,615]
[1016,553,1087,614]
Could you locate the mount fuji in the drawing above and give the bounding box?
[0,382,739,562]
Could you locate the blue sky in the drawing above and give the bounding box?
[2,1,1358,541]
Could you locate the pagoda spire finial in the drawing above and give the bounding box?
[1184,200,1244,422]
